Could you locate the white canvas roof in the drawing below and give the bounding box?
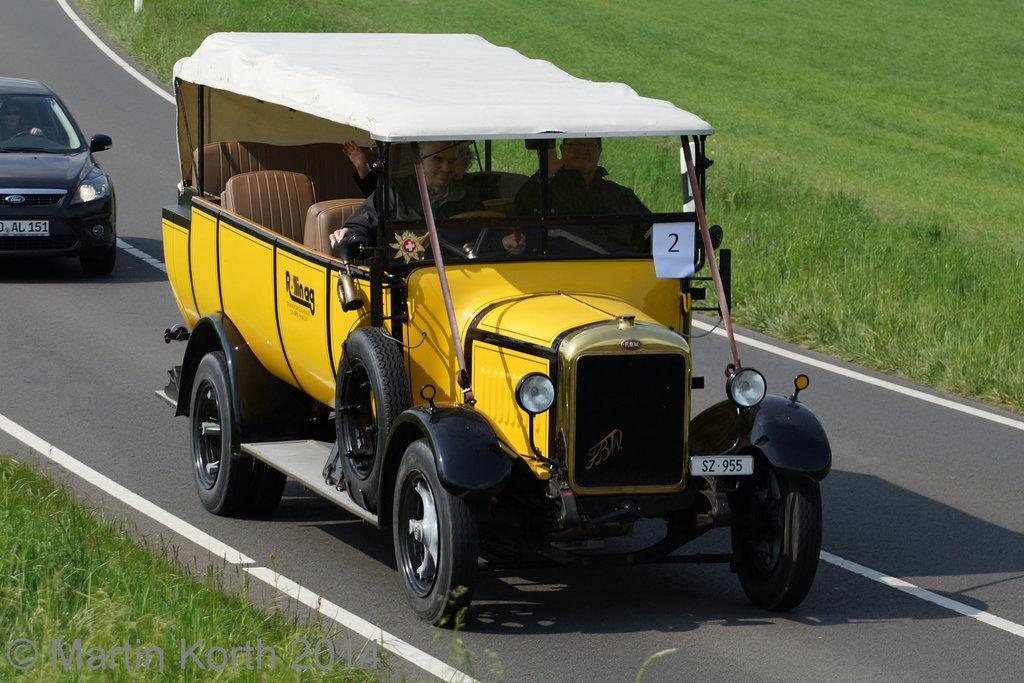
[173,32,714,142]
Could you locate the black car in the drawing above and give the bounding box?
[1,77,115,275]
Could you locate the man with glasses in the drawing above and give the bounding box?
[328,140,484,255]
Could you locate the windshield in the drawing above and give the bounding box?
[375,137,701,265]
[0,95,84,152]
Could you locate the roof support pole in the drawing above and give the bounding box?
[411,142,475,403]
[682,137,741,373]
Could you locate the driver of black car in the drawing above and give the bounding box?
[0,100,43,141]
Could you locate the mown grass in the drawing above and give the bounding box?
[0,457,378,681]
[77,0,1024,411]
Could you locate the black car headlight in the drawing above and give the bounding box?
[70,169,110,205]
[515,373,555,414]
[726,367,766,408]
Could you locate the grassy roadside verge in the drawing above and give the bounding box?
[74,0,1023,413]
[0,456,378,681]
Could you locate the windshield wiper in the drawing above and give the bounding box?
[1,145,52,153]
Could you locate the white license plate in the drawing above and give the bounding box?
[1,219,50,236]
[690,455,754,476]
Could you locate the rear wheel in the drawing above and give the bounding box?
[731,466,822,611]
[336,328,410,511]
[190,352,251,515]
[393,439,478,626]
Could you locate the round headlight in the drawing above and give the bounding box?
[726,367,767,407]
[515,373,555,415]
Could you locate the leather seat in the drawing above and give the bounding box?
[222,170,316,243]
[303,198,366,255]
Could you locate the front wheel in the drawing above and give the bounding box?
[336,328,410,511]
[80,244,116,276]
[731,466,822,611]
[393,439,478,626]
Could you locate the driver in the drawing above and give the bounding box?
[0,101,43,140]
[328,140,484,255]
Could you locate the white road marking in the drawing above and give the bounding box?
[692,319,1024,432]
[117,237,166,272]
[821,552,1024,639]
[56,0,175,105]
[0,413,476,682]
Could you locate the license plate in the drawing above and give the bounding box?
[1,219,49,236]
[690,455,754,476]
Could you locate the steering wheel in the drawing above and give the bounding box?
[448,210,509,258]
[3,130,53,148]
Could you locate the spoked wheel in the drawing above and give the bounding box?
[393,439,478,626]
[190,352,252,515]
[336,328,411,511]
[731,464,822,611]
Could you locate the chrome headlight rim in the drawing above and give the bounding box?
[726,367,767,408]
[515,372,555,415]
[70,168,110,205]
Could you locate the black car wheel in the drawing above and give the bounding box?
[336,327,410,511]
[393,439,478,626]
[732,465,822,611]
[190,351,252,515]
[80,244,116,276]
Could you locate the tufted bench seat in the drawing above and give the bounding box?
[222,170,316,243]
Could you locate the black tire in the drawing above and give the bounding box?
[245,462,287,515]
[731,466,823,611]
[393,439,478,626]
[80,244,116,276]
[336,327,411,511]
[190,352,251,515]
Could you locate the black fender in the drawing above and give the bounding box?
[175,313,313,443]
[691,396,831,481]
[377,405,515,525]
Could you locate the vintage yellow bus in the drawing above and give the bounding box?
[159,33,831,625]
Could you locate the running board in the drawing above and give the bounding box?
[240,440,379,526]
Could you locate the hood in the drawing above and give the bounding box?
[471,292,658,348]
[0,150,92,190]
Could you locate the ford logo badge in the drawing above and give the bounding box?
[4,195,26,204]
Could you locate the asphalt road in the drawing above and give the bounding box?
[2,2,1023,681]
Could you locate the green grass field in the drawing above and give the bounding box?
[0,457,379,681]
[80,0,1024,412]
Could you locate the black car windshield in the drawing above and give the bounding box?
[0,95,84,152]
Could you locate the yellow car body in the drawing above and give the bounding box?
[160,33,831,625]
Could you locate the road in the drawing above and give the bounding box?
[2,2,1022,680]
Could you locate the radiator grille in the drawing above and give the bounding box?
[1,192,66,207]
[571,353,686,490]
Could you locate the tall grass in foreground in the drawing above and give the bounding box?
[77,0,1024,412]
[0,457,378,681]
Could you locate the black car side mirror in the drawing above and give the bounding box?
[90,134,112,153]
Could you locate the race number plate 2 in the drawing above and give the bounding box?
[1,219,50,236]
[690,455,754,476]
